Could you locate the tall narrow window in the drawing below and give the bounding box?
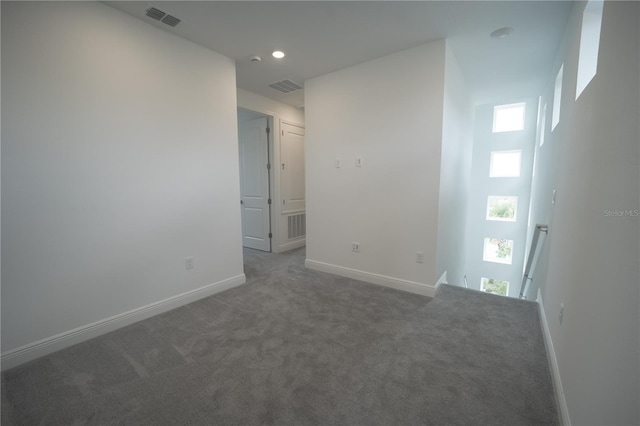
[490,150,521,177]
[576,1,604,99]
[539,103,547,147]
[552,65,563,131]
[493,102,526,133]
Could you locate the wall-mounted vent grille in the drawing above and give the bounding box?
[145,5,181,27]
[269,80,304,94]
[287,213,306,239]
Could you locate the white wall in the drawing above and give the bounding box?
[530,1,639,424]
[436,43,473,287]
[304,41,446,296]
[238,109,269,124]
[1,2,244,367]
[237,89,304,125]
[237,89,305,253]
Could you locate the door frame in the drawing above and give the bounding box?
[276,119,306,252]
[237,108,305,253]
[237,107,277,252]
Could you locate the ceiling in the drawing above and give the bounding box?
[105,1,574,108]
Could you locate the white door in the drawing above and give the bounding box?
[239,117,271,251]
[280,122,305,213]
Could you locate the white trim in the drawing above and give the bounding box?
[537,289,571,425]
[1,274,246,371]
[280,118,305,130]
[435,270,448,289]
[277,238,306,253]
[304,259,435,297]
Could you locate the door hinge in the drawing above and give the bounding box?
[268,233,273,239]
[267,163,271,170]
[266,127,270,134]
[268,198,272,205]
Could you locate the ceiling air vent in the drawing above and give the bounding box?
[268,80,304,94]
[145,6,165,21]
[145,5,181,27]
[161,15,181,27]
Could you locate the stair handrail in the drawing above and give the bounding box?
[519,224,549,299]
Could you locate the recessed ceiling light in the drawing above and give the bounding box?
[490,27,514,39]
[272,50,285,59]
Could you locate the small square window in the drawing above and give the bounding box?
[490,151,521,177]
[486,196,518,222]
[492,102,526,133]
[483,238,514,265]
[481,277,510,296]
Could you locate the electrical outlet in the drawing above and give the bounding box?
[352,242,360,253]
[416,251,425,264]
[185,257,194,270]
[559,302,565,324]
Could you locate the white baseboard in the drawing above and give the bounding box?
[304,259,436,297]
[435,270,448,289]
[1,274,246,371]
[276,238,305,253]
[537,289,571,425]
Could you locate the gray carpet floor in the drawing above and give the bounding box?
[1,247,558,425]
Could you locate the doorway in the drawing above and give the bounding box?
[238,109,273,252]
